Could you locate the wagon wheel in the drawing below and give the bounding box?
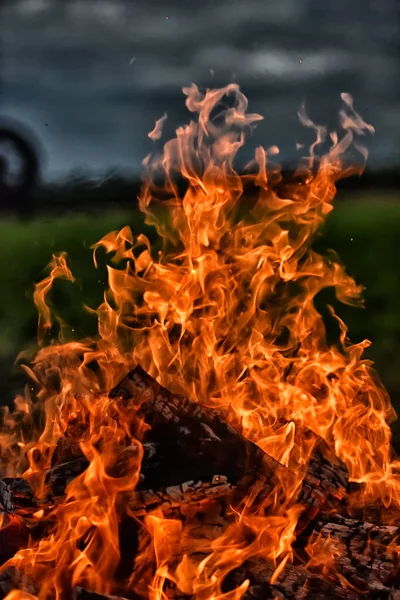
[0,125,40,214]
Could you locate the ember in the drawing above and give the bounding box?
[0,84,399,599]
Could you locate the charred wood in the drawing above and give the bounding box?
[109,366,275,492]
[227,513,400,600]
[110,367,348,522]
[307,514,400,596]
[0,367,348,528]
[296,444,348,532]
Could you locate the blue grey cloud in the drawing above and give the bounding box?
[1,0,399,179]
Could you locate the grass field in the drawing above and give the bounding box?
[0,190,399,444]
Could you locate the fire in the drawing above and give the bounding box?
[0,84,399,599]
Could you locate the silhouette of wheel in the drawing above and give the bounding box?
[0,120,41,216]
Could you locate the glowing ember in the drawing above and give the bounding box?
[0,84,399,599]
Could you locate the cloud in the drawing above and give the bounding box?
[2,0,399,177]
[16,0,51,15]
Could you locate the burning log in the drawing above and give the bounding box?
[307,514,400,596]
[296,446,348,532]
[144,510,400,599]
[0,467,232,523]
[110,367,349,524]
[109,366,274,485]
[0,367,347,526]
[109,365,283,515]
[1,367,396,599]
[0,366,272,520]
[226,514,400,600]
[0,457,89,518]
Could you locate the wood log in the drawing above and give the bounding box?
[109,366,276,490]
[224,513,400,600]
[0,366,274,520]
[2,492,396,599]
[110,367,348,523]
[0,367,348,528]
[0,463,232,525]
[0,457,90,521]
[307,514,400,596]
[296,444,348,532]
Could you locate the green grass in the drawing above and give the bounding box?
[315,192,400,447]
[0,211,140,351]
[317,194,400,391]
[0,191,399,444]
[0,210,150,402]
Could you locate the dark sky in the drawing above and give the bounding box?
[1,0,399,181]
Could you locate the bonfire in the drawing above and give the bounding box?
[0,85,399,600]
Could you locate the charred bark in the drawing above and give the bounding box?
[224,513,400,600]
[307,514,400,596]
[109,366,275,491]
[110,366,348,522]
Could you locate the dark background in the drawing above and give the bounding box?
[0,0,399,444]
[2,0,400,178]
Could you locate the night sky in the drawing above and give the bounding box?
[1,0,399,181]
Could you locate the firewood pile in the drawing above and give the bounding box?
[1,366,399,599]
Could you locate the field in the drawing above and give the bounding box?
[1,190,399,446]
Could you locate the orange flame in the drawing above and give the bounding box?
[0,84,399,598]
